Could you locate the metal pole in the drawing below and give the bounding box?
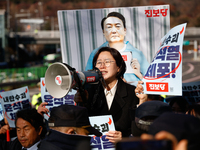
[6,0,10,30]
[38,2,43,19]
[51,17,54,37]
[194,40,197,60]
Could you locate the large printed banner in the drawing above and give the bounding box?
[0,86,31,127]
[40,78,76,120]
[143,23,187,95]
[58,5,170,71]
[182,81,200,104]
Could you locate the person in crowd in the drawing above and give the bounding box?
[146,112,200,150]
[141,131,188,150]
[38,102,122,144]
[0,116,17,141]
[131,100,172,137]
[32,82,42,110]
[0,108,46,150]
[74,47,143,138]
[38,104,102,150]
[85,12,149,82]
[147,94,164,101]
[0,116,9,138]
[186,103,200,119]
[166,96,189,114]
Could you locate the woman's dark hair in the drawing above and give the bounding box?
[101,12,126,30]
[168,96,189,113]
[15,108,47,138]
[92,47,126,79]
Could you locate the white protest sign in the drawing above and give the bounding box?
[0,86,31,128]
[182,81,200,104]
[40,78,76,120]
[89,115,115,150]
[120,52,134,73]
[142,23,187,95]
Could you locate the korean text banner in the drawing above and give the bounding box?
[0,86,31,128]
[143,23,187,95]
[182,81,200,104]
[58,5,170,71]
[40,78,76,120]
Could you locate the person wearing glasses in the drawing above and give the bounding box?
[75,47,142,140]
[85,12,149,83]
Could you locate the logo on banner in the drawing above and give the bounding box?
[121,55,127,61]
[87,76,96,82]
[146,82,168,92]
[55,75,62,85]
[145,9,168,17]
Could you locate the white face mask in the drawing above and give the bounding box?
[103,17,126,43]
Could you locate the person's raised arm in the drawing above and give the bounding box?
[135,81,148,106]
[37,102,49,116]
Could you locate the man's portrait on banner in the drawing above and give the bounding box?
[58,5,170,83]
[85,12,149,82]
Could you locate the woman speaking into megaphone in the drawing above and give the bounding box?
[74,47,145,142]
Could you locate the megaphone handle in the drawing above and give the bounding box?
[62,63,87,105]
[72,70,87,106]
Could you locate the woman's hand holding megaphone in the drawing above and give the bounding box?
[74,90,89,104]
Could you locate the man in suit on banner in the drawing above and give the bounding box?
[85,12,149,83]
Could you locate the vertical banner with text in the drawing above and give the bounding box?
[0,86,31,127]
[143,23,187,95]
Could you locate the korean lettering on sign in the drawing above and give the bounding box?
[145,9,168,17]
[182,84,200,103]
[89,115,115,150]
[91,135,114,150]
[93,122,109,133]
[44,94,74,108]
[144,32,180,92]
[3,92,31,120]
[145,45,180,79]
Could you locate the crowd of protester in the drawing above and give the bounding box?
[0,11,195,150]
[0,47,199,150]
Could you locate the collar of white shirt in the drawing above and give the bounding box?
[104,80,118,110]
[22,140,41,150]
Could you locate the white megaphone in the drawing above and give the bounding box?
[45,62,101,98]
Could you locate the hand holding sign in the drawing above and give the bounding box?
[135,81,148,105]
[131,58,143,79]
[37,102,49,116]
[105,131,122,143]
[142,23,187,96]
